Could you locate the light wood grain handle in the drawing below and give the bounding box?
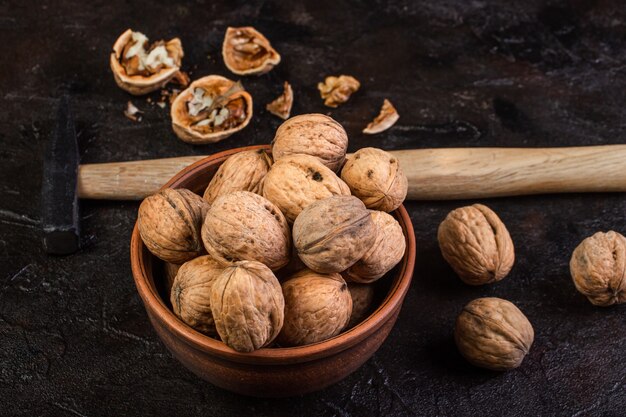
[77,145,626,200]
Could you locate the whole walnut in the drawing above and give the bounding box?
[170,255,225,336]
[293,196,377,273]
[346,282,375,328]
[163,262,181,293]
[262,154,351,223]
[437,204,514,285]
[203,149,273,204]
[210,261,284,352]
[570,231,626,306]
[277,269,352,346]
[346,211,406,283]
[202,191,290,271]
[340,147,408,212]
[455,297,534,371]
[271,114,348,172]
[138,188,209,263]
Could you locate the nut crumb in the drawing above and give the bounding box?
[124,100,143,122]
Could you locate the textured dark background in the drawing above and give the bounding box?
[1,0,625,415]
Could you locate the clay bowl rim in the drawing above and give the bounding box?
[130,144,416,366]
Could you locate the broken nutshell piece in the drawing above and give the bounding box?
[110,29,185,95]
[266,82,293,120]
[171,75,253,144]
[124,101,143,122]
[222,26,281,75]
[363,99,399,134]
[317,75,360,108]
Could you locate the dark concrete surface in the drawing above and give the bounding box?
[1,0,625,415]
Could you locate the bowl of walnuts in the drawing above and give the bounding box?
[130,115,415,397]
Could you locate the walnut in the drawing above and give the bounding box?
[437,204,515,286]
[570,231,626,306]
[266,81,293,120]
[201,191,291,271]
[203,149,273,204]
[363,99,399,134]
[317,75,360,107]
[210,261,284,352]
[137,188,209,263]
[345,211,406,283]
[110,29,185,95]
[222,27,281,75]
[163,262,181,293]
[171,75,252,144]
[170,255,225,337]
[262,154,351,223]
[271,114,348,172]
[455,297,534,371]
[293,196,377,273]
[346,282,375,328]
[340,147,408,212]
[277,269,352,346]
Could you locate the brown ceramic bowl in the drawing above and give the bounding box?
[130,144,416,397]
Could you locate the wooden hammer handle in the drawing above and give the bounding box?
[77,145,626,200]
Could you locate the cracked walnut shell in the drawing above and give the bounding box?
[266,81,293,120]
[211,261,284,352]
[570,231,626,306]
[271,114,349,172]
[222,26,280,75]
[203,149,273,204]
[277,269,352,347]
[201,191,291,271]
[110,29,184,95]
[455,297,534,371]
[262,154,351,223]
[293,196,377,273]
[171,75,253,144]
[341,147,408,212]
[138,188,209,264]
[363,99,399,134]
[318,75,360,108]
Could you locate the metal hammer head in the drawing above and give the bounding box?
[41,96,80,255]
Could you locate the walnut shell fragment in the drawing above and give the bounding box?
[266,82,293,120]
[272,114,348,172]
[277,269,352,346]
[455,297,534,371]
[340,147,408,212]
[201,191,291,271]
[222,26,281,75]
[317,75,360,108]
[170,255,225,336]
[262,154,351,223]
[138,188,209,263]
[363,99,399,134]
[293,196,377,273]
[437,204,515,286]
[347,282,375,328]
[211,261,284,352]
[346,211,406,283]
[203,149,273,204]
[171,75,253,144]
[570,231,626,306]
[110,29,185,95]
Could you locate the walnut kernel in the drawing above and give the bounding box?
[317,75,360,107]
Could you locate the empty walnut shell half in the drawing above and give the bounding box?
[341,147,408,212]
[363,99,399,134]
[137,188,209,264]
[277,269,352,347]
[170,255,225,337]
[317,75,360,108]
[262,154,351,223]
[346,282,375,329]
[570,231,626,306]
[455,297,534,371]
[201,191,291,271]
[203,149,273,204]
[272,114,349,172]
[293,196,377,273]
[171,75,253,144]
[222,26,281,76]
[110,29,184,95]
[210,261,284,352]
[266,81,293,120]
[437,204,515,286]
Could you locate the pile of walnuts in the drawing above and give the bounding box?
[137,114,408,353]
